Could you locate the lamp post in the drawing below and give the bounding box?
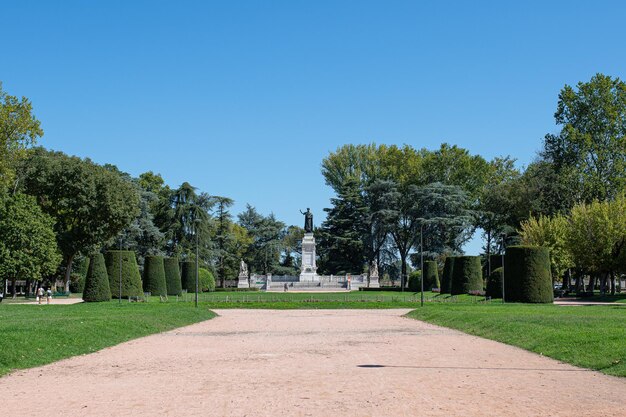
[195,222,199,309]
[500,233,506,304]
[420,222,424,307]
[118,237,122,304]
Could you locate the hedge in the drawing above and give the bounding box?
[199,268,216,292]
[486,267,503,299]
[423,261,440,290]
[408,270,421,292]
[214,287,260,292]
[180,261,198,293]
[143,256,167,296]
[164,257,182,296]
[440,256,455,294]
[82,253,111,302]
[504,245,553,303]
[105,250,143,298]
[450,256,483,295]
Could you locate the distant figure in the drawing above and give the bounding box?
[0,290,4,303]
[37,287,44,305]
[46,288,53,304]
[284,283,288,292]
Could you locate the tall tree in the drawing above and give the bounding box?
[238,205,285,275]
[544,73,626,201]
[212,196,235,287]
[18,148,140,291]
[0,193,61,297]
[0,82,43,190]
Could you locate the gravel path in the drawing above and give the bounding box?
[1,309,625,417]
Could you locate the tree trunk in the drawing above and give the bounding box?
[587,274,596,292]
[64,253,75,293]
[486,230,492,276]
[400,252,407,289]
[600,273,607,294]
[610,272,616,295]
[563,269,570,291]
[11,277,17,299]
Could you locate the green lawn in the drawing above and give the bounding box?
[0,302,215,377]
[407,303,626,377]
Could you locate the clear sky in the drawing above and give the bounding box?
[2,1,625,254]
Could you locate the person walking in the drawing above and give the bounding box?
[37,287,44,305]
[46,288,53,304]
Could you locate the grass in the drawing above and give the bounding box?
[407,303,626,377]
[0,302,215,377]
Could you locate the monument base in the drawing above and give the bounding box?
[299,272,319,282]
[368,276,380,288]
[237,275,249,288]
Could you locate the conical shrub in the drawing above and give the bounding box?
[83,253,112,302]
[423,261,440,290]
[450,256,483,295]
[504,245,553,303]
[164,257,182,296]
[105,250,143,298]
[143,255,167,296]
[181,261,198,293]
[440,256,455,294]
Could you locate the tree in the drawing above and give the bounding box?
[18,149,140,291]
[0,83,43,189]
[519,214,572,285]
[0,193,61,297]
[238,205,285,275]
[317,178,368,274]
[82,253,111,302]
[212,196,235,287]
[544,73,626,201]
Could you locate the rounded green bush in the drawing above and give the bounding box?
[504,245,553,303]
[83,253,112,302]
[143,255,167,296]
[408,270,421,292]
[199,268,216,292]
[105,250,143,298]
[180,261,198,293]
[486,267,503,299]
[423,261,440,290]
[440,256,455,294]
[450,256,483,295]
[164,257,182,296]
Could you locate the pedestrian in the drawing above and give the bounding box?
[0,290,4,303]
[284,283,288,292]
[46,288,53,304]
[37,287,44,305]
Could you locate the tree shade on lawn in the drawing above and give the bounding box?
[450,256,483,295]
[505,245,553,303]
[82,253,111,302]
[143,256,167,297]
[105,250,143,298]
[164,257,182,296]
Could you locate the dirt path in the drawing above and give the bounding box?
[1,309,625,417]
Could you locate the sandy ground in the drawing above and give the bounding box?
[5,297,83,305]
[1,309,625,417]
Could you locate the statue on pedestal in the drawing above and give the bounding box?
[370,260,379,278]
[300,208,314,233]
[239,259,248,277]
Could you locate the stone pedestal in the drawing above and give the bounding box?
[368,274,380,288]
[237,274,249,288]
[300,232,318,281]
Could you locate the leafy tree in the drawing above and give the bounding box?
[238,205,285,275]
[0,193,61,297]
[544,73,626,201]
[280,225,304,275]
[212,196,235,286]
[0,83,43,189]
[18,149,140,291]
[519,214,573,284]
[199,267,216,292]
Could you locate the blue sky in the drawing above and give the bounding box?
[2,1,625,254]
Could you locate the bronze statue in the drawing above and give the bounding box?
[300,208,313,233]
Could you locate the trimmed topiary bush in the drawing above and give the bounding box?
[450,256,483,295]
[440,256,455,294]
[486,267,503,299]
[83,253,112,302]
[143,256,167,296]
[181,261,198,293]
[504,245,553,303]
[105,250,143,298]
[164,257,182,296]
[423,261,440,290]
[408,270,421,292]
[199,268,216,292]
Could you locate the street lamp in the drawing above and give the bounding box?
[500,233,506,304]
[420,222,425,307]
[118,237,123,304]
[195,220,200,309]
